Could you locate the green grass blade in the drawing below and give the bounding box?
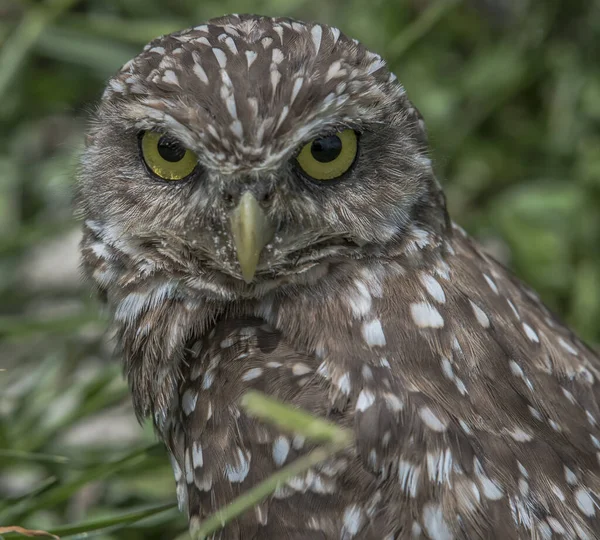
[0,0,80,101]
[241,391,353,446]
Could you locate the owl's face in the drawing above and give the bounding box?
[78,15,442,297]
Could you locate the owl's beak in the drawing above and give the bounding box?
[229,192,275,283]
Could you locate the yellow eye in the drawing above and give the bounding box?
[140,131,198,181]
[296,129,358,181]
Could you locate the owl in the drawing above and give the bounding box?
[77,14,600,539]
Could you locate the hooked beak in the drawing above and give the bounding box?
[229,192,275,283]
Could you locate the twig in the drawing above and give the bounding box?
[0,526,59,539]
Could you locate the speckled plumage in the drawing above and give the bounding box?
[77,14,600,539]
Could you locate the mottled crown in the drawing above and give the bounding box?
[101,14,418,173]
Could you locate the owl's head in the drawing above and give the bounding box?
[78,14,447,298]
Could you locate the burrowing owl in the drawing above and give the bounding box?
[77,14,600,539]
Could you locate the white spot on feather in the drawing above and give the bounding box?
[225,95,237,119]
[342,504,363,537]
[317,361,330,379]
[181,389,197,416]
[290,77,303,104]
[272,436,290,467]
[212,47,227,68]
[115,283,177,323]
[255,504,267,525]
[547,517,566,534]
[435,260,451,280]
[192,442,203,468]
[575,488,596,516]
[551,484,565,501]
[176,482,188,511]
[455,378,467,395]
[474,458,504,500]
[292,363,312,376]
[226,447,250,483]
[507,299,520,320]
[192,62,208,84]
[470,300,490,328]
[311,25,322,53]
[275,105,289,132]
[361,365,373,380]
[230,120,243,139]
[108,80,125,94]
[273,25,284,43]
[405,228,431,253]
[325,60,346,82]
[441,357,453,379]
[379,357,391,368]
[420,273,446,303]
[202,370,215,389]
[523,322,539,343]
[411,302,444,328]
[483,274,499,294]
[509,360,524,377]
[367,57,386,74]
[356,389,376,412]
[564,466,577,485]
[347,280,372,318]
[518,462,529,478]
[194,36,211,47]
[383,392,403,412]
[398,461,421,497]
[518,478,529,496]
[245,50,257,68]
[184,448,193,484]
[242,367,263,381]
[223,36,237,54]
[426,448,453,484]
[509,427,533,442]
[220,337,234,349]
[170,453,182,482]
[528,406,543,421]
[562,387,576,403]
[271,48,284,64]
[330,26,340,44]
[270,69,281,94]
[362,319,386,346]
[558,337,578,355]
[292,435,305,450]
[336,372,351,395]
[423,503,453,540]
[161,70,179,86]
[419,406,447,432]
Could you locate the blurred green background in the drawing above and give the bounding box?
[0,0,598,538]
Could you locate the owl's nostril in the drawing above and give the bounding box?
[257,187,274,203]
[222,182,274,207]
[222,191,235,206]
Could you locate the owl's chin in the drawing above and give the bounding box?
[184,259,332,299]
[185,240,373,299]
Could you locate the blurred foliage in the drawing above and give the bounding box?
[0,0,598,538]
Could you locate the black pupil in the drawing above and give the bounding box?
[310,135,342,163]
[157,135,186,162]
